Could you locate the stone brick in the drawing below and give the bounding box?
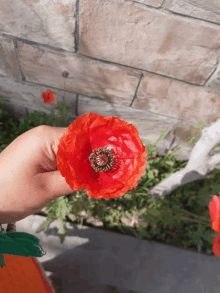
[79,0,219,85]
[133,72,220,126]
[0,76,209,161]
[77,93,179,142]
[165,0,220,25]
[78,94,197,161]
[0,75,77,121]
[0,36,21,80]
[16,42,141,106]
[0,0,76,52]
[131,0,163,8]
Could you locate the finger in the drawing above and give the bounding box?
[34,170,76,202]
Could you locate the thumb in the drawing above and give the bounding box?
[34,125,79,201]
[36,170,77,201]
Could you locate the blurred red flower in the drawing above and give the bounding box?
[209,195,220,257]
[212,234,220,258]
[150,153,156,160]
[56,113,147,199]
[169,229,176,237]
[41,90,55,104]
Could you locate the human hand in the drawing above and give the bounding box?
[0,125,75,224]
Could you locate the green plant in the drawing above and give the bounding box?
[189,119,220,152]
[0,93,219,256]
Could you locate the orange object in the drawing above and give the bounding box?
[1,255,56,293]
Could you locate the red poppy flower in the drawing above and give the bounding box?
[209,195,220,257]
[212,234,220,258]
[41,90,55,104]
[209,195,220,232]
[56,113,147,199]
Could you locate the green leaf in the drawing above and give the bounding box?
[67,213,76,222]
[213,145,220,152]
[19,118,25,124]
[39,117,44,124]
[197,121,205,128]
[147,208,159,217]
[36,215,55,233]
[58,220,66,235]
[211,184,220,194]
[153,128,168,147]
[197,196,207,207]
[0,232,46,257]
[148,170,154,179]
[137,227,151,238]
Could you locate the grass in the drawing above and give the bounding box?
[0,97,220,257]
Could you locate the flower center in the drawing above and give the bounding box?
[89,146,116,172]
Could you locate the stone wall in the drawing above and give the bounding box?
[1,0,220,160]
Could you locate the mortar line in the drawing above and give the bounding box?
[74,0,80,52]
[131,0,220,29]
[164,9,220,27]
[161,0,166,8]
[0,33,72,53]
[129,73,144,107]
[74,51,219,89]
[75,94,79,116]
[204,59,219,86]
[161,0,220,27]
[13,39,26,82]
[131,0,162,9]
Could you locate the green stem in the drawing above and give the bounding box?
[179,208,210,224]
[62,78,66,104]
[58,78,68,125]
[178,216,210,226]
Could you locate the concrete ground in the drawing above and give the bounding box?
[3,214,220,293]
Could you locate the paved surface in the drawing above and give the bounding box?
[3,214,220,293]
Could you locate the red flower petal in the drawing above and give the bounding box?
[56,113,147,199]
[212,233,220,258]
[209,195,220,232]
[41,90,55,104]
